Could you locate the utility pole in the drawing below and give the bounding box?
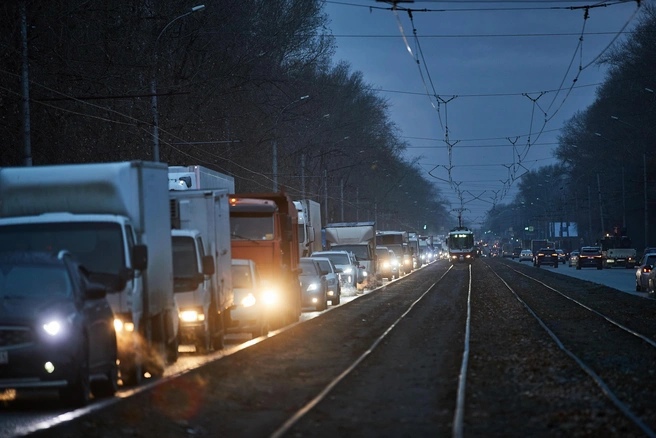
[597,173,604,236]
[20,0,32,166]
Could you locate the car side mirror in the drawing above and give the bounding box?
[202,255,215,276]
[85,283,107,300]
[132,244,148,271]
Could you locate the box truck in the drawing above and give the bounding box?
[0,161,178,386]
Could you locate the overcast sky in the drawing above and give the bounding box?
[323,0,642,229]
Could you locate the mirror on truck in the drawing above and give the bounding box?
[307,226,315,242]
[202,255,215,276]
[132,244,148,271]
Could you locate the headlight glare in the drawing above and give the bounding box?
[241,293,257,307]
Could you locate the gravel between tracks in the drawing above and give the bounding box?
[28,259,656,437]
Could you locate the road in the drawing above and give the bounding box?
[3,258,655,437]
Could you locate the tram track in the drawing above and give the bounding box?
[484,258,656,437]
[10,258,656,437]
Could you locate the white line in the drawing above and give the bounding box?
[452,263,472,438]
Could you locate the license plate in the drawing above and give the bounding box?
[0,350,7,364]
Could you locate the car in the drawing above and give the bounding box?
[512,247,522,259]
[519,249,533,262]
[555,249,566,265]
[311,250,362,292]
[310,257,341,305]
[635,253,656,292]
[376,246,399,280]
[577,246,603,270]
[299,257,330,311]
[228,259,269,339]
[568,250,580,267]
[535,247,558,268]
[647,263,656,297]
[0,250,118,406]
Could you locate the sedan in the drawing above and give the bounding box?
[311,257,341,305]
[299,257,329,311]
[568,250,580,267]
[635,253,656,292]
[0,250,118,406]
[519,249,533,262]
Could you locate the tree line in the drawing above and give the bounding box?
[483,3,656,252]
[0,0,453,233]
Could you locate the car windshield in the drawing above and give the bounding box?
[0,264,71,298]
[314,253,350,265]
[315,260,333,274]
[232,265,254,289]
[299,260,319,275]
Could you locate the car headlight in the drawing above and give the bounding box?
[42,319,64,337]
[307,282,320,292]
[261,288,279,306]
[179,308,205,323]
[342,267,353,275]
[383,261,390,268]
[114,317,135,333]
[391,260,398,267]
[241,293,257,308]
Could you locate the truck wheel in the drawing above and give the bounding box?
[211,314,226,351]
[91,341,119,398]
[195,328,211,355]
[332,292,341,305]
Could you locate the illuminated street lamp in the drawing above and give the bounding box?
[151,5,205,162]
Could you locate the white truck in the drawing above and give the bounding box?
[293,199,322,257]
[324,221,379,290]
[0,161,178,386]
[169,189,233,353]
[169,165,235,192]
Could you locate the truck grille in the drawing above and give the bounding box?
[0,326,33,348]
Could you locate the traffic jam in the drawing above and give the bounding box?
[0,162,440,412]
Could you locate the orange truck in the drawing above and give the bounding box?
[228,191,301,329]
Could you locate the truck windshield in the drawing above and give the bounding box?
[331,245,369,260]
[172,236,198,278]
[230,215,274,241]
[0,222,124,275]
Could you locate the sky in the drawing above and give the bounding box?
[323,0,643,229]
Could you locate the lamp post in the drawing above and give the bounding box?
[272,95,309,191]
[151,5,205,162]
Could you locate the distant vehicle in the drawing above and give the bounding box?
[299,257,330,311]
[311,257,341,305]
[635,253,656,292]
[376,246,399,280]
[228,259,269,339]
[0,251,118,406]
[519,249,533,262]
[577,246,603,270]
[311,250,362,292]
[555,249,566,265]
[535,248,558,268]
[447,227,476,263]
[604,248,637,269]
[512,247,522,259]
[647,264,656,297]
[568,250,580,267]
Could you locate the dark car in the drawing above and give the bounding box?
[511,247,522,259]
[0,250,118,406]
[535,247,558,268]
[577,246,603,270]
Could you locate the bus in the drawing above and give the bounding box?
[447,227,475,263]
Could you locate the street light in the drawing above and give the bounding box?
[151,5,205,162]
[272,95,309,191]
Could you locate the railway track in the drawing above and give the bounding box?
[6,259,656,437]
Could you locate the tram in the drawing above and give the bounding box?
[447,226,475,263]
